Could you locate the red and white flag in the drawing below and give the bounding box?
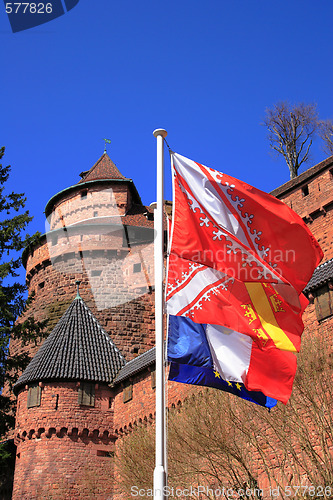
[166,153,323,353]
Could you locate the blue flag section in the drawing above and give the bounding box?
[4,0,80,33]
[168,363,277,409]
[167,315,277,409]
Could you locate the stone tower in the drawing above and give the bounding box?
[12,152,156,364]
[12,289,125,499]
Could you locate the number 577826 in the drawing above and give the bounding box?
[5,3,53,14]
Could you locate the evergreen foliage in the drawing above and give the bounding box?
[0,147,47,487]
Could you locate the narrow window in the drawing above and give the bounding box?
[27,383,41,408]
[78,383,95,407]
[123,381,133,403]
[93,211,98,217]
[81,191,87,200]
[97,450,114,457]
[151,370,156,390]
[314,285,333,321]
[302,185,309,197]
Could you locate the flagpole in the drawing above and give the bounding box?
[153,128,168,500]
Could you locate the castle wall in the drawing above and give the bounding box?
[274,166,333,260]
[112,371,192,434]
[48,184,131,230]
[8,243,155,366]
[10,176,156,364]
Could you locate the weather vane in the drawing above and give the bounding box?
[103,138,111,153]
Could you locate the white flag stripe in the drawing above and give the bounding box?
[206,324,252,383]
[167,266,227,315]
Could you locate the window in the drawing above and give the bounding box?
[93,211,98,217]
[151,370,156,390]
[78,383,95,407]
[97,450,114,457]
[27,383,41,408]
[314,285,333,321]
[302,185,309,197]
[123,381,133,403]
[133,263,141,273]
[81,191,87,200]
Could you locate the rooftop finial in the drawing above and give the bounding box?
[103,138,111,153]
[75,280,81,299]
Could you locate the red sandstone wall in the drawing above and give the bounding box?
[13,382,116,500]
[13,436,115,499]
[8,178,156,365]
[275,168,333,260]
[113,368,194,434]
[48,184,131,230]
[8,244,155,368]
[15,382,115,435]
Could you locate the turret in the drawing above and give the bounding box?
[12,288,125,499]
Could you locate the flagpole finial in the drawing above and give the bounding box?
[103,138,111,153]
[153,129,167,138]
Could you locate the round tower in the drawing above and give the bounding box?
[12,289,125,499]
[12,153,156,363]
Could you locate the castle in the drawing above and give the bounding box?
[5,152,333,498]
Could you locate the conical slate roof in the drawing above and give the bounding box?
[13,297,125,394]
[78,153,126,183]
[44,152,142,218]
[304,257,333,293]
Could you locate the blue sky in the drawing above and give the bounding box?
[1,0,332,238]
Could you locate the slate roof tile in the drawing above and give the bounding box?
[113,347,156,385]
[304,258,333,293]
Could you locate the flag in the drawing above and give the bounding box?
[167,153,323,353]
[168,315,296,404]
[166,152,322,404]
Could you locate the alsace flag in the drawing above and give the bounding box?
[167,153,323,353]
[166,153,323,403]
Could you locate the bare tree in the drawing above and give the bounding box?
[318,119,333,156]
[263,102,319,179]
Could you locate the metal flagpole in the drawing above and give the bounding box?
[153,128,168,500]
